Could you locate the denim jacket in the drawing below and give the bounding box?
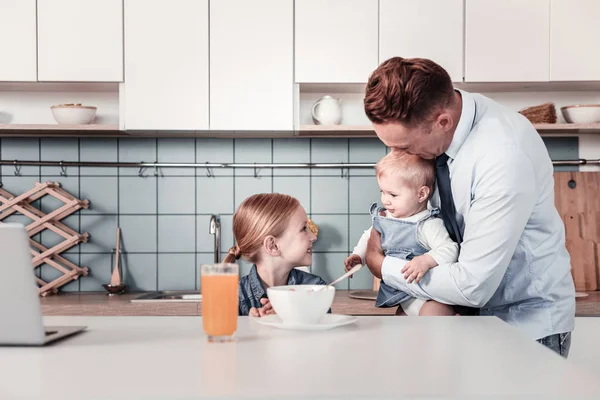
[238,265,327,316]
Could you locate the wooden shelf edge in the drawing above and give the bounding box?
[0,124,119,131]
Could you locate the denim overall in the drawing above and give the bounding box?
[371,203,441,308]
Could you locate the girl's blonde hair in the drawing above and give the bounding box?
[375,151,435,193]
[223,193,301,264]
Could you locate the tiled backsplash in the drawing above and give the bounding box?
[0,136,578,293]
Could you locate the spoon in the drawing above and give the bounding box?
[314,264,363,291]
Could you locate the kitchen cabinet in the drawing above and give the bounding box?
[210,0,293,130]
[123,0,209,130]
[295,0,378,83]
[379,0,463,83]
[37,0,123,82]
[550,0,600,81]
[0,0,37,81]
[465,0,550,82]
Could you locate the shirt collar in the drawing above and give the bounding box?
[445,89,476,160]
[249,264,300,297]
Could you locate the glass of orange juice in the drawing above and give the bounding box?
[201,263,239,342]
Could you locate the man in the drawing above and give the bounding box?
[363,57,575,357]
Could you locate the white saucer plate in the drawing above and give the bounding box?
[253,314,357,331]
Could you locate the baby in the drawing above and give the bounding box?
[345,152,458,316]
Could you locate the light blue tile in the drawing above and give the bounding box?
[119,176,157,214]
[158,254,197,291]
[39,215,80,254]
[196,253,217,290]
[349,138,384,176]
[40,138,79,176]
[158,177,195,214]
[118,138,157,176]
[273,176,310,214]
[158,139,195,176]
[80,139,117,176]
[80,215,118,253]
[1,138,39,176]
[543,137,579,172]
[196,138,233,176]
[80,177,118,214]
[197,214,233,253]
[311,139,348,176]
[39,176,79,213]
[311,215,349,252]
[273,138,310,176]
[311,253,349,290]
[0,176,42,210]
[311,177,348,214]
[158,215,195,252]
[119,216,157,252]
[196,176,234,214]
[348,264,374,290]
[40,255,80,292]
[349,176,381,214]
[234,139,272,177]
[236,257,254,279]
[234,176,272,209]
[123,253,157,291]
[80,253,112,292]
[349,214,372,254]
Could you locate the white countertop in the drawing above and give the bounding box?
[1,316,598,399]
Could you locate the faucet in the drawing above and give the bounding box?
[209,215,221,263]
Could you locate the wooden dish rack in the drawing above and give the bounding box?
[0,181,89,296]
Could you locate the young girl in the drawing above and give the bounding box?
[223,193,327,317]
[345,152,459,316]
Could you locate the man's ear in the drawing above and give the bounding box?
[436,110,453,131]
[418,186,430,203]
[263,236,280,256]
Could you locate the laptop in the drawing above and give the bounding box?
[0,223,86,346]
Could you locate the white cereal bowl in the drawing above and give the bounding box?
[560,104,600,124]
[51,104,97,125]
[267,284,335,325]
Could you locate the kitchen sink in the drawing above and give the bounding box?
[130,290,202,303]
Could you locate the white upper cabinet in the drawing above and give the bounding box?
[465,0,550,82]
[123,0,209,130]
[37,0,123,82]
[0,0,37,81]
[295,0,378,83]
[210,0,293,130]
[550,0,600,81]
[379,0,464,83]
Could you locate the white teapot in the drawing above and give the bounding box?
[311,95,342,125]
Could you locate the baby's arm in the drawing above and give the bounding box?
[345,226,372,272]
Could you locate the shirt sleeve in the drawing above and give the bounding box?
[382,145,537,308]
[351,226,373,262]
[418,218,459,265]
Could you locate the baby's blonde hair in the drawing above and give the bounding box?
[375,152,435,193]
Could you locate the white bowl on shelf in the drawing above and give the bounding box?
[267,284,334,325]
[560,104,600,124]
[50,104,97,125]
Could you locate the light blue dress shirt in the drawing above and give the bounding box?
[381,89,576,340]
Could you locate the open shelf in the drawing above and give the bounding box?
[0,124,119,131]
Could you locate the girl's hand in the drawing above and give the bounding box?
[249,298,276,317]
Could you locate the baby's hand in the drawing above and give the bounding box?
[249,298,276,317]
[344,254,363,278]
[401,254,437,283]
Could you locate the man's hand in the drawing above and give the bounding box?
[401,254,437,283]
[344,254,363,278]
[365,229,385,279]
[249,297,275,317]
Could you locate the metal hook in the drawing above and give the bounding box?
[138,162,145,177]
[253,163,259,178]
[59,161,67,177]
[341,164,348,179]
[205,162,213,178]
[13,160,21,176]
[153,162,159,177]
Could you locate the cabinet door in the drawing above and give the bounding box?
[210,0,293,130]
[295,0,378,83]
[37,0,123,82]
[0,0,36,81]
[550,0,600,81]
[465,0,550,82]
[379,0,463,83]
[123,0,208,130]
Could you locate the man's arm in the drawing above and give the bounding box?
[368,146,537,307]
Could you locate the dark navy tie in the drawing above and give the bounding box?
[435,153,462,247]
